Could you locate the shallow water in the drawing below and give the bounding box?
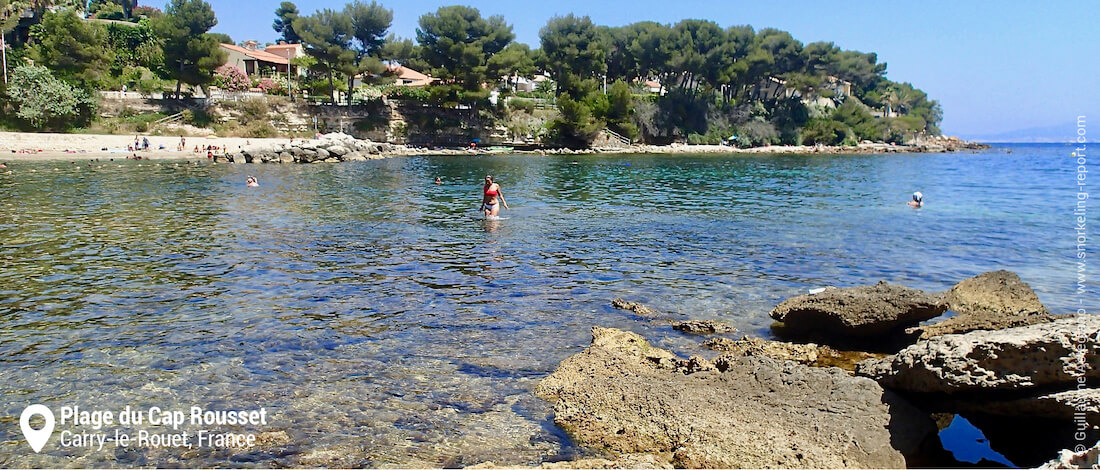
[0,144,1086,467]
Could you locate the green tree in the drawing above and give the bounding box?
[416,5,513,102]
[539,14,606,98]
[31,10,114,87]
[603,79,636,139]
[487,42,534,91]
[344,0,391,100]
[272,1,299,43]
[4,65,96,129]
[548,93,602,147]
[153,0,226,98]
[379,34,429,72]
[294,8,354,103]
[208,32,232,44]
[106,19,164,73]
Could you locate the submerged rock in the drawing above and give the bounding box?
[858,315,1100,393]
[610,298,656,316]
[705,336,883,371]
[769,281,946,338]
[669,320,736,335]
[536,327,931,468]
[909,270,1054,338]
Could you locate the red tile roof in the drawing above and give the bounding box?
[219,43,289,65]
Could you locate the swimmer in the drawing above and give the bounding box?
[434,177,442,185]
[246,176,259,187]
[480,175,508,218]
[908,191,924,208]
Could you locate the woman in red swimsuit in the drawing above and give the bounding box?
[480,175,508,218]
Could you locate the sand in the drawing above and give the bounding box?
[0,132,292,161]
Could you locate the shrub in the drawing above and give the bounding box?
[384,85,431,102]
[233,98,270,125]
[352,85,383,102]
[508,98,535,114]
[243,121,276,138]
[801,119,849,146]
[3,65,96,130]
[734,120,779,148]
[214,64,251,92]
[258,77,288,95]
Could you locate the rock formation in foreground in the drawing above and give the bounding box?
[908,270,1054,338]
[858,315,1100,393]
[535,327,932,468]
[769,281,946,339]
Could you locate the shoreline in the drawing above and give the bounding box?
[0,131,990,162]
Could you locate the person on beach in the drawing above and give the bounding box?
[246,176,259,187]
[908,191,924,208]
[480,175,508,218]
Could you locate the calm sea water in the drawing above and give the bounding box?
[0,144,1086,467]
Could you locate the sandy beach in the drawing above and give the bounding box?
[0,132,292,161]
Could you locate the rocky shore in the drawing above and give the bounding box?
[215,133,990,164]
[527,270,1097,468]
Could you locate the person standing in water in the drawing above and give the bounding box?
[481,175,508,218]
[908,191,924,208]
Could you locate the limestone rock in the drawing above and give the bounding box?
[536,327,929,468]
[705,337,821,364]
[858,315,1100,393]
[911,270,1053,338]
[610,298,655,316]
[770,281,946,338]
[669,320,736,335]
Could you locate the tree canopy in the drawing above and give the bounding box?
[153,0,226,97]
[272,1,300,43]
[416,5,513,96]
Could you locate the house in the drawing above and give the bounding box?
[264,43,305,62]
[219,42,289,76]
[352,64,435,88]
[388,65,434,87]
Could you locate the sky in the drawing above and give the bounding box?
[203,0,1100,139]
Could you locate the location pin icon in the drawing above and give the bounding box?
[20,404,55,453]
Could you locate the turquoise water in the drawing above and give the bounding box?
[0,144,1086,466]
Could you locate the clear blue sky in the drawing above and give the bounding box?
[203,0,1099,138]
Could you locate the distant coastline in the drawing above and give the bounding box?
[0,131,989,162]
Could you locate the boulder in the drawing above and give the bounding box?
[769,282,946,338]
[327,145,349,157]
[610,298,655,316]
[344,152,366,162]
[669,320,736,335]
[910,270,1053,338]
[857,315,1100,393]
[536,327,932,468]
[278,152,294,164]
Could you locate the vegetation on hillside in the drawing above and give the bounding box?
[0,0,941,146]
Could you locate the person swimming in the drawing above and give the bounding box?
[434,177,442,185]
[480,175,508,218]
[246,176,259,187]
[908,191,924,208]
